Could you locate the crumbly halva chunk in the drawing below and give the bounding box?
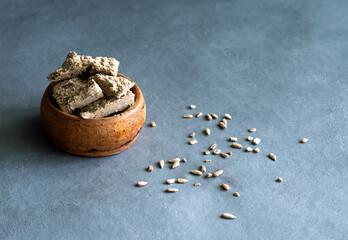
[47,52,93,82]
[79,90,135,119]
[52,77,104,114]
[90,74,134,98]
[90,57,120,76]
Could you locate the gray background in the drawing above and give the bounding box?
[1,0,347,239]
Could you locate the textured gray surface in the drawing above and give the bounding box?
[0,0,347,239]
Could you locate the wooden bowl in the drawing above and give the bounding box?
[40,74,146,157]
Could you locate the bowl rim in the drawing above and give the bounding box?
[43,73,143,121]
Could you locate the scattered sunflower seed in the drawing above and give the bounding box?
[193,183,201,186]
[201,165,206,173]
[159,160,164,169]
[276,177,283,182]
[189,105,196,109]
[253,148,260,153]
[191,170,203,176]
[246,136,253,141]
[213,170,223,177]
[221,183,230,190]
[211,113,218,119]
[203,151,211,155]
[189,132,195,138]
[269,153,277,161]
[204,128,211,135]
[172,161,180,169]
[209,143,217,150]
[232,143,243,149]
[219,122,227,129]
[204,159,212,163]
[206,114,212,120]
[213,149,221,155]
[177,178,188,183]
[300,138,308,143]
[147,165,153,172]
[182,158,187,163]
[224,114,232,119]
[206,173,213,178]
[249,128,257,132]
[189,139,198,145]
[221,213,236,219]
[221,119,227,125]
[233,192,240,197]
[220,153,229,158]
[252,138,261,145]
[229,137,238,142]
[137,181,148,187]
[166,179,175,184]
[245,147,252,152]
[226,152,232,155]
[168,158,180,163]
[166,188,179,193]
[183,115,193,118]
[196,112,203,118]
[150,121,156,127]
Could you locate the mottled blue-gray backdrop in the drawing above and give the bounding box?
[1,0,347,239]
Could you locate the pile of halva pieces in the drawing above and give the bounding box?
[47,52,135,119]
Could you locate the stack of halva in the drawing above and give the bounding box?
[47,52,135,119]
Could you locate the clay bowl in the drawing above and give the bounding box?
[40,74,146,157]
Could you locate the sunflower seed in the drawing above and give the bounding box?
[147,165,153,172]
[213,170,223,177]
[229,137,237,142]
[204,128,211,135]
[206,173,213,178]
[189,132,195,138]
[219,122,227,129]
[159,160,164,169]
[249,128,256,132]
[177,178,188,183]
[201,165,206,173]
[191,170,203,176]
[211,113,218,119]
[172,161,180,169]
[246,136,253,141]
[206,114,212,120]
[220,153,229,158]
[150,121,156,127]
[232,143,242,149]
[213,149,221,155]
[224,114,232,119]
[189,105,196,109]
[189,139,198,145]
[253,148,260,153]
[252,138,261,145]
[226,152,232,155]
[276,177,283,182]
[221,119,227,125]
[196,112,203,118]
[233,192,240,197]
[204,159,212,163]
[203,151,211,155]
[166,179,175,184]
[182,158,187,163]
[209,144,217,150]
[300,138,308,143]
[193,183,201,186]
[221,213,236,219]
[222,183,230,190]
[166,188,179,192]
[269,153,277,161]
[183,115,193,118]
[168,158,180,163]
[245,147,252,152]
[137,181,148,187]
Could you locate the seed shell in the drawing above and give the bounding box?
[221,213,236,219]
[213,170,223,177]
[232,143,243,149]
[137,181,148,187]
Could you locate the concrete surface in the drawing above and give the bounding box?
[0,0,347,239]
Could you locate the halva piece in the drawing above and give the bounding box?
[52,77,104,114]
[79,90,135,119]
[90,74,134,98]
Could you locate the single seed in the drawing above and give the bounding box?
[189,139,198,145]
[220,153,229,158]
[213,170,223,177]
[233,192,240,197]
[249,128,256,132]
[166,188,179,193]
[191,170,203,176]
[221,213,236,219]
[252,138,261,145]
[137,181,148,187]
[300,138,308,143]
[201,165,206,173]
[219,122,227,129]
[221,119,227,124]
[221,183,230,190]
[166,179,175,184]
[147,165,153,172]
[224,114,232,119]
[172,161,180,169]
[211,113,218,119]
[226,152,232,155]
[209,143,217,150]
[189,132,195,138]
[229,137,238,142]
[150,121,156,127]
[182,158,187,163]
[269,153,277,161]
[193,183,201,186]
[213,149,221,155]
[253,148,260,153]
[168,158,180,163]
[232,143,243,149]
[206,114,212,120]
[206,173,213,178]
[204,159,212,163]
[189,105,196,109]
[159,160,164,169]
[245,147,252,152]
[246,136,253,141]
[177,178,188,183]
[204,128,211,135]
[183,115,193,118]
[276,177,283,182]
[203,151,211,155]
[196,112,203,118]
